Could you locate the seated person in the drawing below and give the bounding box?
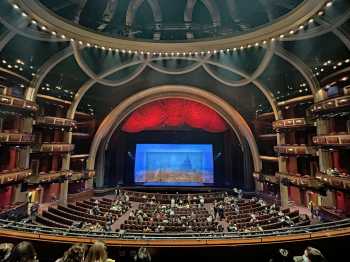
[293,246,327,262]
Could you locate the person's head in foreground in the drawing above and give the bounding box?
[293,247,327,262]
[10,241,37,262]
[0,243,14,262]
[84,241,114,262]
[61,244,86,262]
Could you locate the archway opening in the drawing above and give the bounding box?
[104,98,245,188]
[88,85,261,191]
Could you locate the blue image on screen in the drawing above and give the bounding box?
[134,144,214,186]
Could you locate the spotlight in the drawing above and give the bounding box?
[326,1,333,7]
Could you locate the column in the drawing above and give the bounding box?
[95,147,105,188]
[331,150,341,170]
[278,133,289,208]
[59,131,72,204]
[51,156,59,171]
[316,119,336,207]
[12,184,27,203]
[59,181,69,205]
[7,147,17,170]
[18,147,30,169]
[317,119,332,173]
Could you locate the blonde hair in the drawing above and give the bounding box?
[84,241,107,262]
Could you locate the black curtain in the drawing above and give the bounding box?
[104,129,245,188]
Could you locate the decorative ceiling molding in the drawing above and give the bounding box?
[66,59,148,119]
[14,0,327,52]
[0,15,67,43]
[274,45,320,94]
[200,0,221,26]
[202,64,280,120]
[68,42,279,120]
[283,9,350,41]
[332,27,350,51]
[0,29,16,51]
[126,0,162,26]
[72,42,146,87]
[28,46,74,101]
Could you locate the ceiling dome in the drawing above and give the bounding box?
[38,0,305,41]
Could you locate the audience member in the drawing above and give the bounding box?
[0,243,13,262]
[10,241,37,262]
[84,241,114,262]
[293,247,327,262]
[56,244,86,262]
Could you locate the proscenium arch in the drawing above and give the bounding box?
[87,85,262,182]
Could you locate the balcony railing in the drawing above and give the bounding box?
[70,170,95,181]
[26,170,72,185]
[72,132,90,138]
[0,131,34,144]
[274,145,316,155]
[315,173,350,190]
[272,118,312,130]
[0,94,38,112]
[313,133,350,146]
[253,173,279,184]
[276,172,325,190]
[308,95,350,116]
[0,169,32,185]
[38,143,75,153]
[35,116,76,128]
[0,218,350,243]
[256,112,274,121]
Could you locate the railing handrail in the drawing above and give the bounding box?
[1,218,350,240]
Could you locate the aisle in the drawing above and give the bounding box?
[112,202,138,231]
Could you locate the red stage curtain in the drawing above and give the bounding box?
[122,99,227,133]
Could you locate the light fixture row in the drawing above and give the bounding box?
[12,1,333,56]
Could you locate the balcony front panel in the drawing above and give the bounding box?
[253,172,279,184]
[0,94,38,112]
[316,173,350,190]
[0,169,32,185]
[70,170,95,181]
[273,118,311,130]
[35,116,76,128]
[313,134,350,146]
[38,143,75,153]
[309,95,350,116]
[276,172,324,189]
[0,132,34,144]
[274,145,316,155]
[26,170,72,184]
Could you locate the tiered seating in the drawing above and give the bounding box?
[35,197,129,229]
[123,190,224,204]
[121,203,218,233]
[223,198,309,231]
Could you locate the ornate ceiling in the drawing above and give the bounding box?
[37,0,305,41]
[0,0,350,122]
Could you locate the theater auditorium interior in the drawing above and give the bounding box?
[1,0,350,261]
